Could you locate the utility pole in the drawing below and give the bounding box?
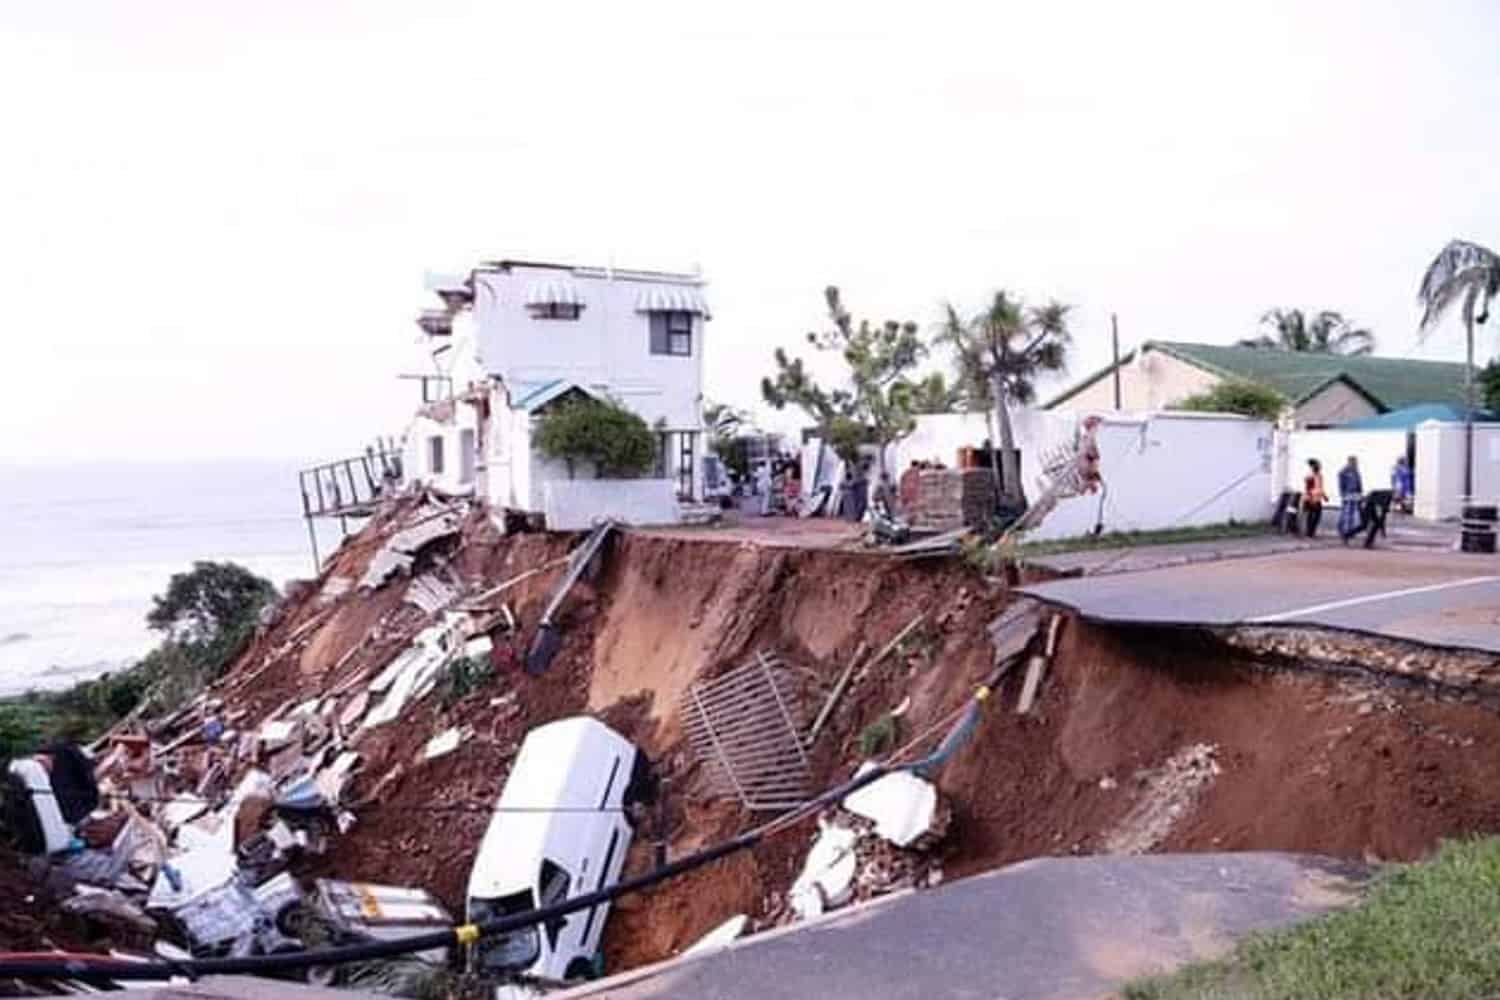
[1463,312,1475,501]
[1111,313,1122,411]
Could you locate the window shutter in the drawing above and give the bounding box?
[650,313,669,354]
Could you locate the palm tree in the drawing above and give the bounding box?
[1237,308,1375,356]
[1417,239,1500,501]
[934,292,1072,511]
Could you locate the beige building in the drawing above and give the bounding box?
[1046,340,1468,427]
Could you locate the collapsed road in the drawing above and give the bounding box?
[1020,546,1500,652]
[5,488,1500,996]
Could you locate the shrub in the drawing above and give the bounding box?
[1171,380,1285,421]
[534,398,657,478]
[857,714,899,756]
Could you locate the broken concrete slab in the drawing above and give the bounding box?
[362,613,471,730]
[842,770,941,848]
[358,507,464,590]
[421,726,471,762]
[987,599,1043,667]
[789,822,858,920]
[404,573,462,615]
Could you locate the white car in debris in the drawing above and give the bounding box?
[466,717,648,984]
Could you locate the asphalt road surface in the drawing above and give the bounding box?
[1020,548,1500,652]
[564,853,1366,1000]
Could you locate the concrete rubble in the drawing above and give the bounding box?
[782,767,952,925]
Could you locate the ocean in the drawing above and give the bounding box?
[0,461,345,697]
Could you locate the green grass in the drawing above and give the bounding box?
[1014,520,1274,559]
[1124,838,1500,1000]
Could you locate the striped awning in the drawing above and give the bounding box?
[635,286,712,318]
[524,279,585,308]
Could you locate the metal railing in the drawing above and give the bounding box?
[298,445,403,521]
[680,651,812,811]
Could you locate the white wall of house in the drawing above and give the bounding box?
[400,401,481,498]
[471,264,706,430]
[1283,428,1408,504]
[1414,421,1500,520]
[1053,349,1220,413]
[1295,382,1380,427]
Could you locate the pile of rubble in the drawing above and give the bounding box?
[771,768,952,925]
[3,496,614,989]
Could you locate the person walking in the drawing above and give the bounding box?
[1302,458,1326,537]
[1337,455,1364,543]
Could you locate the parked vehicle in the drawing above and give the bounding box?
[466,717,647,983]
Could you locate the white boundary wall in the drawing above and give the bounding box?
[1413,421,1500,520]
[884,409,1274,540]
[543,479,680,531]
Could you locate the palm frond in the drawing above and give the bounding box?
[1418,239,1500,331]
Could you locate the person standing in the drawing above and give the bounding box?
[1391,455,1414,514]
[1338,455,1364,543]
[1302,458,1326,537]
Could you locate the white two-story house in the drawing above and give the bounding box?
[400,258,710,524]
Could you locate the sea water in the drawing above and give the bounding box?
[0,461,344,696]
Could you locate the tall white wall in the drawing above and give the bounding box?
[1025,412,1273,541]
[888,409,1272,540]
[1414,421,1500,519]
[472,265,705,430]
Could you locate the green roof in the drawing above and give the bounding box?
[1046,340,1468,412]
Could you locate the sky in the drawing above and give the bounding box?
[1,0,1498,464]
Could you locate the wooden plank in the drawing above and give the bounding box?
[1016,653,1049,715]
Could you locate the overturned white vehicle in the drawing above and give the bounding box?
[466,716,649,983]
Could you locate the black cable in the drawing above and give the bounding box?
[0,743,924,982]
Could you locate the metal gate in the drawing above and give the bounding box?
[680,651,812,811]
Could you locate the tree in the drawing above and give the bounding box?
[892,372,963,414]
[1172,380,1286,421]
[702,399,750,479]
[1238,308,1375,356]
[761,286,926,476]
[1418,239,1500,501]
[934,292,1072,510]
[149,561,276,647]
[1480,359,1500,412]
[533,397,656,478]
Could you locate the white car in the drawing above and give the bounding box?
[466,717,648,983]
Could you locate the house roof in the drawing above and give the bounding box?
[1045,340,1469,412]
[1341,403,1500,430]
[511,379,606,413]
[475,259,704,286]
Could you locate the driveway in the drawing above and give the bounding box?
[1019,548,1500,652]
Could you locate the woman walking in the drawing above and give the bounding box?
[1302,458,1326,537]
[1337,455,1364,543]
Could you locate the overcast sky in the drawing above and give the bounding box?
[2,0,1497,464]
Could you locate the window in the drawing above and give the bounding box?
[528,302,583,320]
[649,311,693,356]
[538,859,573,949]
[428,435,445,476]
[470,891,540,972]
[459,428,477,485]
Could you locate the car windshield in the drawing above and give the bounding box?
[469,891,539,972]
